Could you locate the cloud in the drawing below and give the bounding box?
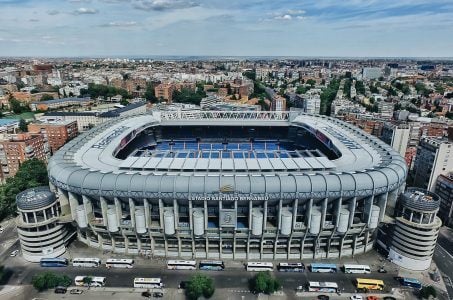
[68,0,92,3]
[100,21,139,27]
[271,9,306,21]
[274,14,292,20]
[47,10,60,15]
[73,7,99,14]
[29,18,39,22]
[133,0,199,11]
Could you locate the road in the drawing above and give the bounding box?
[434,227,453,300]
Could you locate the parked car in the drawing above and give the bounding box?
[317,295,330,300]
[178,281,189,289]
[10,250,19,257]
[141,291,152,298]
[350,295,363,300]
[431,271,441,282]
[54,286,67,294]
[69,289,83,294]
[153,292,164,298]
[366,296,379,300]
[378,267,387,273]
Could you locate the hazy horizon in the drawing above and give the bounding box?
[0,0,452,58]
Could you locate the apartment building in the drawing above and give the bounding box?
[435,173,453,228]
[381,123,410,156]
[0,133,48,182]
[28,120,78,153]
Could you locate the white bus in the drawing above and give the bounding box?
[166,260,197,270]
[72,258,101,268]
[133,278,164,289]
[246,262,274,272]
[307,281,339,293]
[74,276,106,287]
[105,258,134,269]
[343,264,371,274]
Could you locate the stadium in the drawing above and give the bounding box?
[47,111,407,260]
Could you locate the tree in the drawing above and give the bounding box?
[31,272,71,291]
[82,276,93,287]
[40,94,54,101]
[144,83,158,103]
[19,118,28,132]
[172,88,206,105]
[0,158,48,221]
[420,285,437,299]
[306,79,316,86]
[186,274,215,300]
[120,99,129,106]
[9,98,24,114]
[249,272,281,295]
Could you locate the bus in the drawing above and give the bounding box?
[133,278,164,289]
[246,262,274,272]
[398,277,422,289]
[343,264,371,274]
[39,257,69,267]
[310,263,338,273]
[199,260,225,271]
[277,262,305,272]
[307,281,339,293]
[355,278,385,291]
[74,276,106,287]
[72,258,101,268]
[105,258,134,269]
[166,260,197,270]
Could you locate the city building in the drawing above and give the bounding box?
[0,133,48,182]
[381,123,410,157]
[47,111,407,260]
[29,97,92,111]
[154,83,175,103]
[15,186,74,262]
[293,95,321,114]
[42,101,147,132]
[362,67,382,80]
[435,173,453,228]
[388,188,442,271]
[412,137,453,191]
[271,96,286,111]
[28,120,78,153]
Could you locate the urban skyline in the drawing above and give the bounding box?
[0,0,453,57]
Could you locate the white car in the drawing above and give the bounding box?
[350,296,363,300]
[10,250,19,257]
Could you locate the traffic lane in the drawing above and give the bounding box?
[433,245,453,300]
[276,271,399,293]
[20,264,400,294]
[0,240,20,263]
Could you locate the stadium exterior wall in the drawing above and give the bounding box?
[47,112,407,260]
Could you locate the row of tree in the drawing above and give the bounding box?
[0,159,49,221]
[320,78,341,115]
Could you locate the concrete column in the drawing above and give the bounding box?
[306,199,313,228]
[100,196,108,226]
[68,192,79,221]
[32,212,37,223]
[277,199,283,230]
[173,199,178,231]
[57,188,71,216]
[144,199,151,228]
[189,200,193,234]
[377,192,388,222]
[248,201,253,229]
[292,199,298,230]
[321,198,328,230]
[348,197,357,227]
[114,197,122,228]
[204,200,208,230]
[158,199,164,228]
[129,198,136,228]
[263,200,268,230]
[82,195,93,223]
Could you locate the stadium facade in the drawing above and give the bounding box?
[47,111,407,260]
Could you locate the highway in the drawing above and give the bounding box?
[434,227,453,300]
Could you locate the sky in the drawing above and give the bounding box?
[0,0,452,58]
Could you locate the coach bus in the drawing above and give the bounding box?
[133,278,164,289]
[398,277,422,289]
[74,276,106,287]
[343,264,371,274]
[307,281,339,293]
[72,257,101,268]
[277,262,305,272]
[355,278,385,291]
[105,258,134,269]
[310,263,338,273]
[166,260,197,270]
[199,260,225,271]
[39,257,68,267]
[246,262,274,272]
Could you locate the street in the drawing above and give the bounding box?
[434,227,453,300]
